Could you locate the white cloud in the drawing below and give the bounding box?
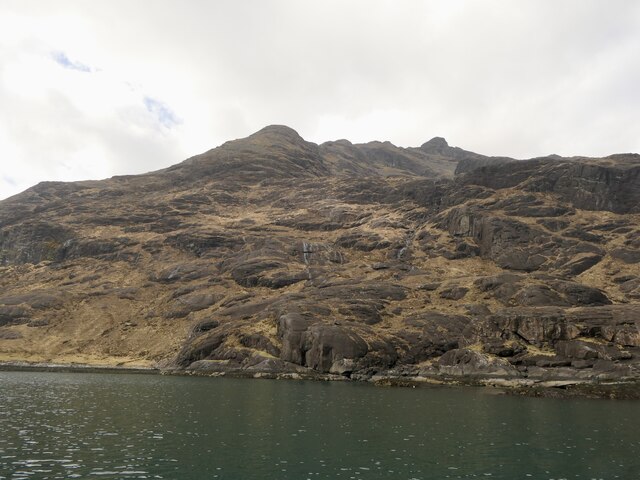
[0,6,187,199]
[1,0,639,199]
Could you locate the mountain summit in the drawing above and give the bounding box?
[248,124,308,143]
[420,136,449,151]
[0,126,639,397]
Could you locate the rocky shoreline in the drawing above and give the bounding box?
[0,361,157,375]
[2,360,639,400]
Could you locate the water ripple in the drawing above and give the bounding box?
[0,371,638,479]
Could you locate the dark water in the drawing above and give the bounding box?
[0,372,638,480]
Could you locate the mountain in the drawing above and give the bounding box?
[1,126,639,396]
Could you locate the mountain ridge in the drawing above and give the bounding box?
[1,125,639,397]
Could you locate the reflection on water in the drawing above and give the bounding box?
[0,371,638,479]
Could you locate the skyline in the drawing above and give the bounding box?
[1,0,639,199]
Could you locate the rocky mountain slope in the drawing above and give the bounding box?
[1,125,639,393]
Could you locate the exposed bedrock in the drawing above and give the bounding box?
[1,125,638,391]
[434,206,610,275]
[458,157,640,214]
[0,222,75,265]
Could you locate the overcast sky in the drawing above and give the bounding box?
[1,0,639,200]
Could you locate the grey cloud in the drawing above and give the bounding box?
[0,77,183,182]
[1,0,639,200]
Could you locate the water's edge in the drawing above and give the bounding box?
[1,360,639,400]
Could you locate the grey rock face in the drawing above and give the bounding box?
[278,313,320,366]
[0,222,75,265]
[459,156,640,214]
[303,324,369,374]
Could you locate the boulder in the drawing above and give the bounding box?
[561,253,603,276]
[164,292,222,319]
[511,285,568,307]
[303,324,368,374]
[244,356,303,374]
[175,328,230,367]
[278,313,320,365]
[191,319,220,335]
[439,286,469,300]
[551,281,611,306]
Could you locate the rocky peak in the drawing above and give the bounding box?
[420,136,449,154]
[246,125,310,147]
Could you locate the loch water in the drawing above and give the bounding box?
[0,371,638,480]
